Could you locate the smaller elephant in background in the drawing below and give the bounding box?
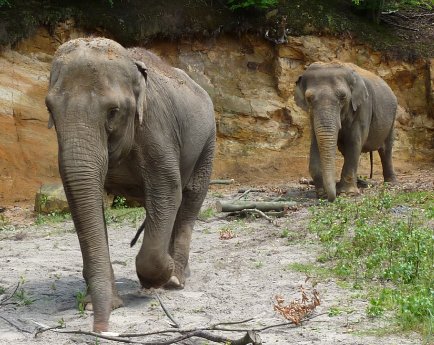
[295,61,397,201]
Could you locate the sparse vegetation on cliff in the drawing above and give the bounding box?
[0,0,432,58]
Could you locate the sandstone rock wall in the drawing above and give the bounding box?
[0,27,432,205]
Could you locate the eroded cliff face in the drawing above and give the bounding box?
[0,26,433,204]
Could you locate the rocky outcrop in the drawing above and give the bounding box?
[0,26,432,205]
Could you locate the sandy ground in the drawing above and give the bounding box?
[0,167,432,345]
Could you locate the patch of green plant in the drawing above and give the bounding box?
[105,207,144,225]
[328,306,343,316]
[254,260,263,269]
[0,285,6,294]
[280,228,289,238]
[13,277,35,306]
[111,196,128,209]
[35,211,71,225]
[14,288,34,306]
[75,288,87,316]
[198,207,215,221]
[285,262,332,279]
[227,0,278,10]
[309,187,434,336]
[57,318,65,327]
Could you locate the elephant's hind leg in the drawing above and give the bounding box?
[378,130,396,183]
[165,141,214,290]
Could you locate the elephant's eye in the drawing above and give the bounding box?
[336,90,347,101]
[108,107,119,119]
[106,107,119,132]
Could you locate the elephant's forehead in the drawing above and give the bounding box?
[57,51,134,83]
[303,67,348,86]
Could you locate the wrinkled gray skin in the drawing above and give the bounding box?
[45,38,216,332]
[295,62,397,201]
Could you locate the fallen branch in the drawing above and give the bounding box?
[237,188,266,193]
[0,282,20,306]
[155,293,180,328]
[240,209,278,225]
[33,312,327,344]
[210,179,235,185]
[0,315,32,333]
[236,189,253,200]
[216,201,297,213]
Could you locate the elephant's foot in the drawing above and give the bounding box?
[163,276,184,290]
[314,186,328,200]
[384,175,397,184]
[136,254,174,289]
[84,292,124,311]
[163,263,189,290]
[337,181,360,196]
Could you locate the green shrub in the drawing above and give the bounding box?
[309,188,434,336]
[227,0,278,10]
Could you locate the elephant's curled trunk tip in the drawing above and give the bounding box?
[130,220,145,247]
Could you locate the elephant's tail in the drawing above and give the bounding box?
[369,151,373,179]
[130,220,146,247]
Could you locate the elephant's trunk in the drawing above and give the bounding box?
[313,107,340,202]
[58,130,111,332]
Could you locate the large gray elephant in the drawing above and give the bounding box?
[295,62,397,201]
[45,38,216,332]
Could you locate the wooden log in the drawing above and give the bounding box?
[216,200,297,213]
[209,179,235,185]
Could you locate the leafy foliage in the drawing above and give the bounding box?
[227,0,278,10]
[309,188,434,336]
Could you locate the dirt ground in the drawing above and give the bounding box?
[0,163,432,345]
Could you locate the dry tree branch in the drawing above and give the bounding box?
[155,293,180,328]
[34,287,323,344]
[0,282,20,306]
[0,315,32,333]
[236,189,253,200]
[33,312,327,344]
[240,209,278,226]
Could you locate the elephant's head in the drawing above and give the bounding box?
[45,37,148,332]
[294,62,368,201]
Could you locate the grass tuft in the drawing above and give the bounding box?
[309,187,433,337]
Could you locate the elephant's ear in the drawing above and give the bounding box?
[134,61,148,125]
[349,69,368,112]
[294,76,308,111]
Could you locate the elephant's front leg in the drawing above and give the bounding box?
[337,138,362,196]
[135,174,181,289]
[83,262,124,311]
[165,143,214,289]
[309,133,327,199]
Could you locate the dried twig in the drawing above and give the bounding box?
[155,293,180,328]
[236,189,252,200]
[0,315,32,333]
[0,282,20,306]
[240,208,278,226]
